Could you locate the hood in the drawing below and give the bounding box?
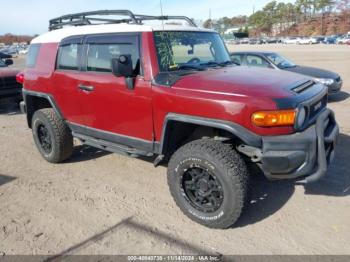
[0,68,19,78]
[172,66,311,98]
[283,65,339,79]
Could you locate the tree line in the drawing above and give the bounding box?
[203,0,350,36]
[0,34,35,45]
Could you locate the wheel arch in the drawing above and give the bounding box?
[157,113,262,157]
[23,90,63,128]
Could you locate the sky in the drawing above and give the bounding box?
[0,0,294,35]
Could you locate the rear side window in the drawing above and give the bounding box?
[84,34,140,74]
[26,44,41,68]
[57,44,80,70]
[87,42,140,73]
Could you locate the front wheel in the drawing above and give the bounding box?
[167,139,249,229]
[32,108,73,163]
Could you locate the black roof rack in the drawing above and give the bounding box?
[49,10,197,31]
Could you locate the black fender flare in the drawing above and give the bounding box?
[22,89,64,128]
[156,113,262,154]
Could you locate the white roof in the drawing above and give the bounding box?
[31,23,215,44]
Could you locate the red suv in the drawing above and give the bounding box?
[20,10,339,228]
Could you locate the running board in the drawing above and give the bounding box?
[72,132,153,158]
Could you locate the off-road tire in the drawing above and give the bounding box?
[167,139,249,229]
[32,108,73,163]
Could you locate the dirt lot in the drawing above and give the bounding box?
[0,45,349,256]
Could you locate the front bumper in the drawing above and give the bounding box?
[260,109,338,183]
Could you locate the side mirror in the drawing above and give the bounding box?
[112,55,135,90]
[112,55,133,78]
[5,59,13,66]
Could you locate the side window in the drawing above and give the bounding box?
[26,44,41,68]
[246,55,270,68]
[230,54,242,65]
[87,41,140,74]
[57,44,80,70]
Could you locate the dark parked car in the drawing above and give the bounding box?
[248,38,263,45]
[323,36,337,44]
[230,51,342,94]
[0,53,22,101]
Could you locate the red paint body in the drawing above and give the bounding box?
[24,31,312,143]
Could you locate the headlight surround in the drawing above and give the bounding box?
[296,107,307,128]
[314,78,334,85]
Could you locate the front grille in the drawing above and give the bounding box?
[297,92,328,131]
[0,76,21,90]
[309,95,327,120]
[292,80,315,94]
[0,76,22,97]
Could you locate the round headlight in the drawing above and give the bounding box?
[297,107,306,128]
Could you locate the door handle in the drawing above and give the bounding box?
[78,84,95,92]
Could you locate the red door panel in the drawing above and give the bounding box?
[76,72,154,141]
[52,70,86,125]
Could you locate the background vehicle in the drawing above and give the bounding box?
[230,51,342,94]
[20,10,338,229]
[264,37,279,44]
[323,36,337,44]
[296,36,323,45]
[0,53,22,101]
[336,36,350,44]
[283,37,300,44]
[248,38,263,45]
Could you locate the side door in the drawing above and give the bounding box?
[52,36,85,125]
[72,33,154,150]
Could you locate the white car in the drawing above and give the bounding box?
[283,37,300,44]
[19,49,28,55]
[297,37,318,45]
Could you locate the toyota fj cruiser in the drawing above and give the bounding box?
[19,10,339,229]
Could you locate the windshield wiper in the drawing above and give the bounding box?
[219,60,238,66]
[201,61,237,68]
[169,64,205,71]
[200,61,222,67]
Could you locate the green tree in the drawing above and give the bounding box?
[203,19,212,28]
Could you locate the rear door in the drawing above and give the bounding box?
[52,36,85,125]
[73,33,154,148]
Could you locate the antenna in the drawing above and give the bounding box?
[160,0,165,30]
[209,8,212,29]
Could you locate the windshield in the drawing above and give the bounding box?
[153,31,231,72]
[266,53,296,69]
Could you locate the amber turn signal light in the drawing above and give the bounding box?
[251,110,296,127]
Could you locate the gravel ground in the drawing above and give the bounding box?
[0,45,349,256]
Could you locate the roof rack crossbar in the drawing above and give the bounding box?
[49,9,196,31]
[134,14,197,27]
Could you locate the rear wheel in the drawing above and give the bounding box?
[32,108,73,163]
[167,139,249,229]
